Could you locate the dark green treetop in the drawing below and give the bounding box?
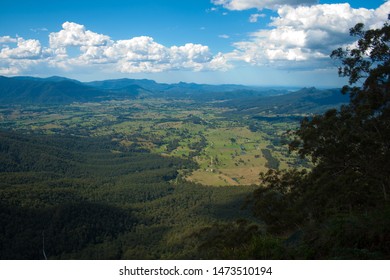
[254,18,390,233]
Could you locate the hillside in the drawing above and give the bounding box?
[0,75,157,104]
[0,130,254,259]
[0,76,108,104]
[218,87,350,115]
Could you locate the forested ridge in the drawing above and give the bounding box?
[0,130,257,259]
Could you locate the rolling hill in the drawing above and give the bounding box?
[0,76,148,104]
[218,87,350,115]
[0,76,108,104]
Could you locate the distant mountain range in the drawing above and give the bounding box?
[0,75,284,104]
[86,78,280,95]
[0,75,349,113]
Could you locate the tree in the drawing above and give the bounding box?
[292,17,390,209]
[249,19,390,259]
[254,17,390,230]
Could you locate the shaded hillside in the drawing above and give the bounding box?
[0,76,109,104]
[217,87,349,115]
[0,130,193,259]
[0,130,254,259]
[0,76,146,104]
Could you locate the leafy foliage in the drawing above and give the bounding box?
[190,220,292,259]
[250,18,390,259]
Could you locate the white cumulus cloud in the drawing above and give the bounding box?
[226,2,390,66]
[0,36,18,44]
[212,0,318,11]
[0,37,49,75]
[0,22,230,75]
[111,38,226,73]
[0,38,42,59]
[249,13,266,23]
[49,22,111,48]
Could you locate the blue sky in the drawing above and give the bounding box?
[0,0,388,87]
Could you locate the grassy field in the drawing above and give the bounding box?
[0,99,301,186]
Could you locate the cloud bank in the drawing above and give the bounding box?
[0,22,230,75]
[212,0,318,11]
[225,2,390,67]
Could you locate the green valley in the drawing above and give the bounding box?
[0,78,333,259]
[0,90,319,187]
